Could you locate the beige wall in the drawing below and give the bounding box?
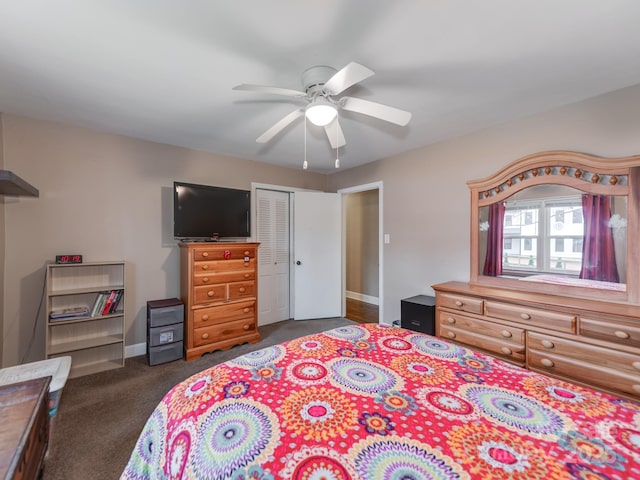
[0,115,5,363]
[328,83,640,324]
[345,190,379,298]
[1,115,326,367]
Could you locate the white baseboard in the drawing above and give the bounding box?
[345,291,379,306]
[125,342,146,358]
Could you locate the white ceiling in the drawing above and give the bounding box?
[1,1,640,173]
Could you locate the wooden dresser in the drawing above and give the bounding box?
[433,281,640,400]
[0,377,50,480]
[179,242,260,360]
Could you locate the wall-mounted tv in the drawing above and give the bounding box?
[173,182,250,239]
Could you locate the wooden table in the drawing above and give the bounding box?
[0,377,50,480]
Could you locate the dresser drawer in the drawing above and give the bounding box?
[193,317,257,347]
[193,246,256,262]
[229,281,255,300]
[438,292,483,315]
[193,270,255,286]
[193,301,255,328]
[527,332,640,376]
[438,310,524,344]
[439,325,525,363]
[194,259,255,273]
[193,284,227,304]
[528,348,640,397]
[485,301,576,333]
[580,315,640,348]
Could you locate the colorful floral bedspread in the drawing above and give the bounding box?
[122,324,640,479]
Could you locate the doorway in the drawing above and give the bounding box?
[339,182,383,324]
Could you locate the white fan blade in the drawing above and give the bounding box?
[324,62,375,96]
[256,109,304,143]
[324,119,346,149]
[233,83,306,97]
[341,96,412,126]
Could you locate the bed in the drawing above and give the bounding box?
[122,324,640,479]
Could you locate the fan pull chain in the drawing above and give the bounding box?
[303,115,308,170]
[335,115,340,169]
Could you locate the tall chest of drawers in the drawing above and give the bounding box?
[433,281,640,400]
[179,242,260,360]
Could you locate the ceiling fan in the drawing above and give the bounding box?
[233,62,412,149]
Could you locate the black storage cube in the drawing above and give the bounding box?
[401,295,436,335]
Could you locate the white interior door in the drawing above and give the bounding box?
[257,189,290,325]
[293,191,341,320]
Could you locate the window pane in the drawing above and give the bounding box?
[555,238,564,252]
[572,209,583,224]
[573,238,583,253]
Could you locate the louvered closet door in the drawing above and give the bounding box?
[256,189,291,325]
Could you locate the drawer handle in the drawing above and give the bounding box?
[202,314,209,321]
[541,340,555,349]
[501,347,512,355]
[501,330,512,338]
[202,265,209,270]
[447,331,456,339]
[239,287,246,293]
[202,252,209,258]
[202,333,209,339]
[520,313,531,320]
[202,277,209,283]
[540,358,554,368]
[454,300,463,307]
[243,308,250,313]
[446,317,456,325]
[614,330,630,339]
[633,384,640,394]
[244,250,250,256]
[243,324,250,330]
[207,291,215,297]
[632,361,640,371]
[244,273,250,278]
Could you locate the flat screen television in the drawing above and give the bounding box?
[173,182,250,239]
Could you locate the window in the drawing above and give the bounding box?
[572,209,583,224]
[524,212,533,225]
[502,196,583,274]
[573,238,583,253]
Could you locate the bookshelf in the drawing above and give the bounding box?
[45,261,125,378]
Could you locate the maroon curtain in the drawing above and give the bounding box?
[483,202,505,276]
[579,194,619,283]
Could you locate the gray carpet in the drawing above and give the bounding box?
[43,318,354,480]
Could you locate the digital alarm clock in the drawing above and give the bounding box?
[55,254,83,264]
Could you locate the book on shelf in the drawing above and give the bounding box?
[90,292,109,317]
[90,289,124,316]
[109,289,124,313]
[49,306,90,321]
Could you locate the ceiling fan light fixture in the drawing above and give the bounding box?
[305,98,337,126]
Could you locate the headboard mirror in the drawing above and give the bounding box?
[468,151,640,304]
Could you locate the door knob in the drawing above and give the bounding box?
[296,260,302,265]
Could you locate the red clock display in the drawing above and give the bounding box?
[55,254,83,264]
